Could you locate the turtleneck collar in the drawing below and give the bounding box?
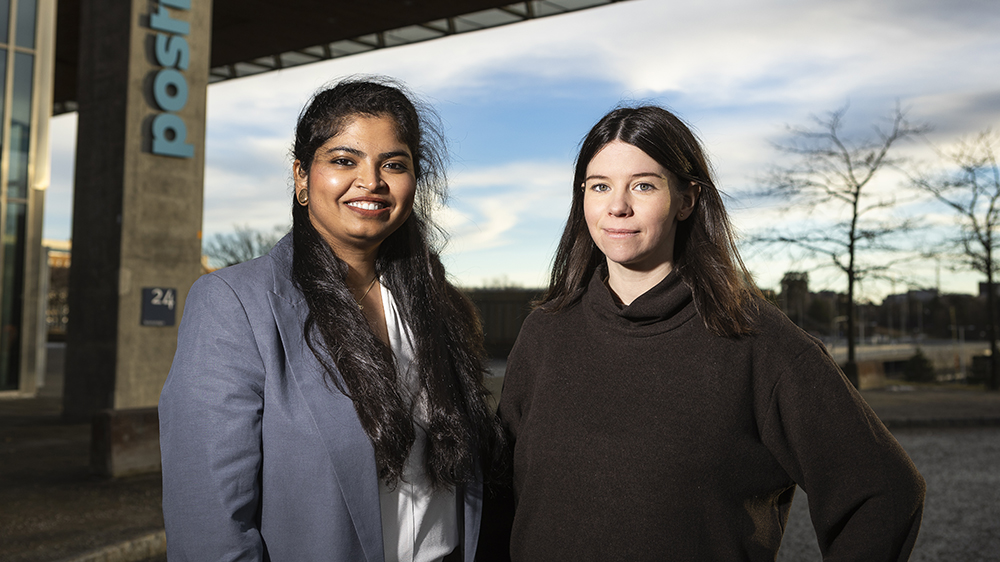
[583,262,698,336]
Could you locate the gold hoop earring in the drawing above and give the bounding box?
[296,189,309,206]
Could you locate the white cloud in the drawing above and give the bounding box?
[202,132,293,236]
[42,0,1000,295]
[440,160,571,256]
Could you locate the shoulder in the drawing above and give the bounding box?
[202,256,274,295]
[506,302,583,374]
[192,234,297,303]
[747,299,828,359]
[512,302,579,350]
[728,299,846,400]
[523,299,582,331]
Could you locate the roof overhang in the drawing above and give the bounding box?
[53,0,625,114]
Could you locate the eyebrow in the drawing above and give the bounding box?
[585,172,666,182]
[320,146,412,160]
[379,150,412,160]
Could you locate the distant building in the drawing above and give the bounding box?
[0,0,56,393]
[44,240,70,338]
[779,272,809,326]
[464,287,542,358]
[978,282,1000,299]
[883,288,938,305]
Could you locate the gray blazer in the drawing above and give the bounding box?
[159,235,483,561]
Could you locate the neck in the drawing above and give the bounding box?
[605,260,674,306]
[343,257,377,291]
[332,244,378,290]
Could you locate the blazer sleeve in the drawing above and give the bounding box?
[159,273,268,561]
[757,334,925,561]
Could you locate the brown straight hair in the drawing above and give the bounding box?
[541,105,761,337]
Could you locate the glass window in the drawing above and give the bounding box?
[0,50,6,152]
[7,51,31,199]
[14,0,34,48]
[0,201,26,390]
[0,0,10,45]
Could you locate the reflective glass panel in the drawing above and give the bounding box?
[0,0,9,45]
[7,51,32,198]
[0,50,6,155]
[0,201,26,390]
[14,0,34,48]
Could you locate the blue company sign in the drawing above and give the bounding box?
[148,0,193,158]
[141,287,177,326]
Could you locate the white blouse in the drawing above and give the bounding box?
[378,284,459,562]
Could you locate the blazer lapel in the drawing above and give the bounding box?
[268,287,384,562]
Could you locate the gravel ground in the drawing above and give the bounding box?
[777,427,1000,561]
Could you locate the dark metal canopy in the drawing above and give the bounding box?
[53,0,623,114]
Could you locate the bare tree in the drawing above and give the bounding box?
[910,130,1000,391]
[755,105,926,387]
[204,224,286,268]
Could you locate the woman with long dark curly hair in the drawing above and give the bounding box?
[492,105,925,561]
[159,77,503,561]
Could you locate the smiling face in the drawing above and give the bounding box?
[294,115,417,258]
[583,140,698,275]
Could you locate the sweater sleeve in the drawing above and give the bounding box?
[497,311,540,442]
[158,273,267,561]
[757,329,925,561]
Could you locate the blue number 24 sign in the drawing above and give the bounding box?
[142,287,176,326]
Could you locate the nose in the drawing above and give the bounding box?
[608,188,632,217]
[356,163,385,191]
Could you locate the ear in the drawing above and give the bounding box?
[678,181,701,220]
[292,160,308,192]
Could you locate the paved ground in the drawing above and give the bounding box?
[2,347,999,562]
[776,426,1000,562]
[1,345,165,562]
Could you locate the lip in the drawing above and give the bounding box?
[345,197,391,216]
[603,228,639,239]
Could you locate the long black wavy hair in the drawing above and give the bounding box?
[543,105,761,336]
[291,77,503,487]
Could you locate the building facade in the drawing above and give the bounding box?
[0,0,54,393]
[3,0,623,409]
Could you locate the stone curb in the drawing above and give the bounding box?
[882,417,1000,429]
[55,530,166,562]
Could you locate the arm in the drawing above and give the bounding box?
[159,274,268,561]
[759,338,925,561]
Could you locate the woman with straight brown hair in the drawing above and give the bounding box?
[491,105,925,561]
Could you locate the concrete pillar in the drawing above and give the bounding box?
[63,0,211,421]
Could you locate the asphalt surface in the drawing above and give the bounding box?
[2,346,1000,562]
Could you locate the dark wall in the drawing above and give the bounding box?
[465,288,541,358]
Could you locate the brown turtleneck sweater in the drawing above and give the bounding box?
[495,269,924,561]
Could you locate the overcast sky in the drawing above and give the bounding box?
[44,0,1000,299]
